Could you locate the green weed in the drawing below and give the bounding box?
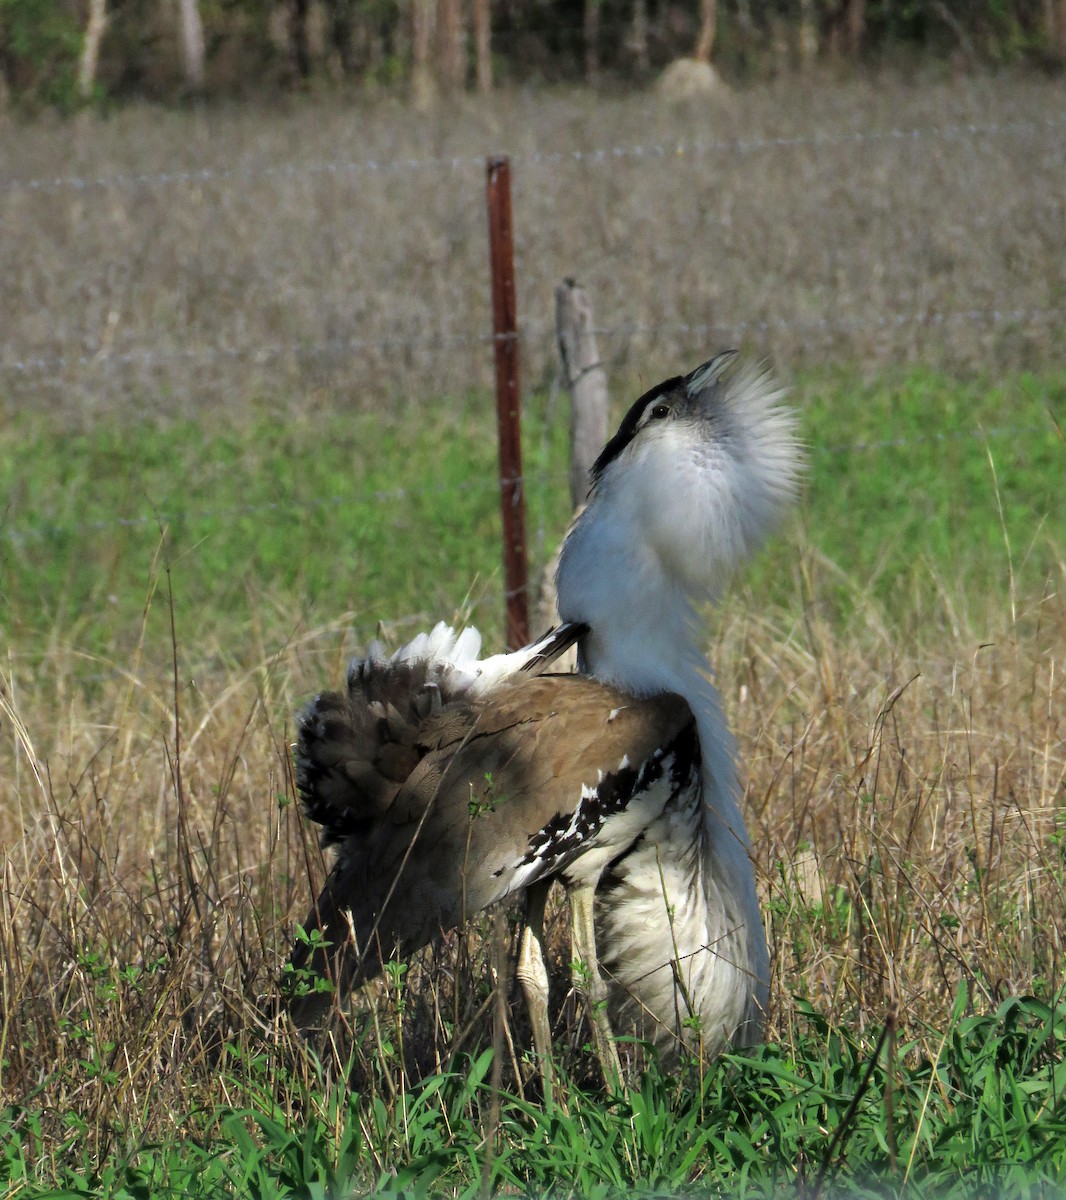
[3,991,1065,1196]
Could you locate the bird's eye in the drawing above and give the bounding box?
[650,403,670,420]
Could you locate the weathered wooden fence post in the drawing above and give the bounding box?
[535,279,611,638]
[555,279,609,508]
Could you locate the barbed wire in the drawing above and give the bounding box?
[3,115,1061,548]
[593,306,1066,341]
[3,303,1062,380]
[2,113,1063,196]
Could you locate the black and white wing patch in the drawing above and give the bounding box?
[496,720,701,892]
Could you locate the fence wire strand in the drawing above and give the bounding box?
[2,113,1063,195]
[4,305,1063,381]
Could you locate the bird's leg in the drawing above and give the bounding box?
[568,883,623,1091]
[515,878,554,1105]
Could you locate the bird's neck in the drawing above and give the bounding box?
[559,510,750,848]
[560,508,768,1015]
[560,503,714,696]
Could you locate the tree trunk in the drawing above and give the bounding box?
[78,0,108,99]
[1048,0,1066,56]
[583,0,600,85]
[628,0,649,73]
[734,0,755,68]
[931,0,975,62]
[289,0,311,79]
[798,0,818,65]
[329,0,359,77]
[178,0,206,91]
[845,0,866,57]
[694,0,717,62]
[474,0,492,93]
[412,0,436,104]
[437,0,464,91]
[413,0,435,68]
[735,0,753,40]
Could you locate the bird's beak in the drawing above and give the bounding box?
[684,349,739,399]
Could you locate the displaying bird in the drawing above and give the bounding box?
[287,621,697,1088]
[287,350,801,1083]
[557,351,801,1057]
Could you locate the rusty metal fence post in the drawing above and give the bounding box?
[486,155,529,649]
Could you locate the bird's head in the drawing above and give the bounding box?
[556,352,802,686]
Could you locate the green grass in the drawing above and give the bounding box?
[799,367,1066,629]
[4,987,1065,1197]
[1,366,1063,675]
[0,391,571,668]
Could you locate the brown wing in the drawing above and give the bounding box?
[287,673,695,1024]
[296,623,587,844]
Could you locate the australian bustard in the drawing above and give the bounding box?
[287,351,801,1082]
[557,351,800,1057]
[289,622,697,1086]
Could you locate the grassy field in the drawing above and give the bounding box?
[2,363,1065,1196]
[2,74,1066,1197]
[4,367,1063,664]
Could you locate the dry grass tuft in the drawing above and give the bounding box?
[730,553,1066,1044]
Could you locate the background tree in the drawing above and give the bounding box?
[178,0,205,91]
[474,0,492,91]
[437,0,464,90]
[584,0,600,84]
[77,0,107,98]
[694,0,717,62]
